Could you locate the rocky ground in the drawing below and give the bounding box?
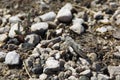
[0,0,120,80]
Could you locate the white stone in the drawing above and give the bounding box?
[57,9,72,22]
[31,22,48,32]
[9,16,21,23]
[96,27,107,33]
[0,26,10,34]
[61,3,73,11]
[55,28,63,35]
[39,11,56,21]
[8,23,23,38]
[70,23,84,34]
[5,51,20,65]
[25,34,40,46]
[108,66,120,78]
[0,34,7,42]
[39,73,47,80]
[98,74,109,80]
[80,69,91,76]
[79,58,90,66]
[72,18,84,24]
[68,76,78,80]
[44,59,60,73]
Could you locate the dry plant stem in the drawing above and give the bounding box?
[23,61,32,79]
[73,5,96,14]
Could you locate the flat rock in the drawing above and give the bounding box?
[31,22,48,34]
[4,51,20,65]
[70,23,84,34]
[8,23,23,38]
[39,11,56,21]
[39,73,47,80]
[72,18,84,24]
[80,69,92,77]
[0,26,10,34]
[43,59,60,74]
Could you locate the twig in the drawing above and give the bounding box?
[23,61,32,79]
[73,5,96,14]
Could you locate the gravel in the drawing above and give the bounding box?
[0,0,120,80]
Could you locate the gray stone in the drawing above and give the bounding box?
[39,11,56,21]
[91,76,97,80]
[32,64,43,74]
[0,26,10,34]
[43,59,60,74]
[113,29,120,39]
[52,43,60,50]
[79,76,89,80]
[108,66,120,78]
[25,34,40,46]
[80,69,92,77]
[39,73,47,80]
[70,23,84,34]
[8,23,23,38]
[31,22,48,34]
[57,9,72,22]
[56,3,73,23]
[0,52,6,62]
[9,16,21,23]
[72,18,84,24]
[68,76,78,80]
[79,58,90,66]
[0,33,7,42]
[113,52,120,58]
[55,28,63,36]
[97,74,109,80]
[116,75,120,80]
[96,27,107,33]
[4,51,20,65]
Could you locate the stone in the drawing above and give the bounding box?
[39,11,56,21]
[7,38,19,45]
[39,73,47,80]
[9,16,21,23]
[43,59,60,74]
[79,58,90,66]
[96,27,107,33]
[0,52,6,62]
[56,3,73,23]
[68,76,78,80]
[97,74,109,80]
[55,28,63,36]
[113,52,120,58]
[113,29,120,39]
[25,34,40,46]
[91,76,97,80]
[70,23,84,34]
[31,22,48,34]
[116,75,120,80]
[92,62,102,72]
[94,11,103,20]
[87,53,97,62]
[108,66,120,78]
[57,9,72,23]
[79,76,89,80]
[40,1,49,11]
[80,69,92,77]
[32,64,43,74]
[72,18,84,24]
[8,23,23,38]
[55,52,61,60]
[4,51,20,65]
[0,33,7,42]
[52,43,60,50]
[0,26,10,34]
